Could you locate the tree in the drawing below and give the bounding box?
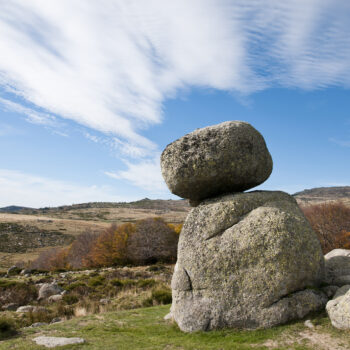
[89,223,134,267]
[126,217,179,264]
[301,201,350,253]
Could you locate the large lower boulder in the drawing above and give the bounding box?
[326,285,350,329]
[161,121,273,201]
[171,191,326,331]
[324,249,350,286]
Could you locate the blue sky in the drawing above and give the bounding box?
[0,0,349,207]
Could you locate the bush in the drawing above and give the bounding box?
[302,201,350,253]
[67,231,98,269]
[89,223,134,267]
[30,247,69,271]
[0,280,37,306]
[62,294,79,305]
[88,276,106,287]
[0,318,17,340]
[151,289,172,304]
[143,288,172,307]
[126,218,179,265]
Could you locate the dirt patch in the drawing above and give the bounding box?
[258,330,350,350]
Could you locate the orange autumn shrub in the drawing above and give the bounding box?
[301,201,350,254]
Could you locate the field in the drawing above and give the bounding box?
[0,200,189,268]
[0,264,349,350]
[1,305,350,349]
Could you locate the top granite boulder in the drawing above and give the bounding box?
[161,121,273,201]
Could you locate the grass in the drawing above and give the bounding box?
[1,305,350,350]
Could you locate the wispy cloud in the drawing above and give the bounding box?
[0,97,59,127]
[0,169,133,207]
[1,0,349,156]
[329,137,350,147]
[105,155,167,194]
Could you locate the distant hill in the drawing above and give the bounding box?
[293,186,350,206]
[0,198,189,215]
[0,206,34,213]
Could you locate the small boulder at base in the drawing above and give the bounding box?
[324,249,350,286]
[326,285,350,329]
[48,294,63,303]
[161,121,273,201]
[38,283,63,300]
[171,191,326,331]
[33,336,85,348]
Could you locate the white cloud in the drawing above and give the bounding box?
[105,155,168,194]
[0,97,59,127]
[1,0,348,156]
[330,138,350,147]
[0,169,132,207]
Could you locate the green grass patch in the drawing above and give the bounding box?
[0,305,337,350]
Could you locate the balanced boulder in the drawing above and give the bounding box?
[171,191,326,331]
[161,121,272,201]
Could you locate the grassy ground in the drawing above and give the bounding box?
[1,305,350,350]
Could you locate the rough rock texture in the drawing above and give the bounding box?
[324,249,350,286]
[161,121,273,201]
[33,336,85,348]
[38,283,63,300]
[171,191,326,331]
[326,285,350,329]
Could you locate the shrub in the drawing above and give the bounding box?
[0,280,37,306]
[7,267,21,276]
[30,247,69,271]
[302,201,350,253]
[126,218,179,265]
[89,223,134,267]
[67,231,98,269]
[88,276,106,287]
[151,289,172,304]
[143,288,172,306]
[137,279,156,288]
[167,223,183,234]
[0,318,17,340]
[62,294,79,305]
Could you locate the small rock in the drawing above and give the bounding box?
[16,305,35,313]
[20,269,32,276]
[164,312,173,321]
[1,303,18,311]
[321,285,339,299]
[50,317,63,324]
[31,322,48,327]
[99,298,110,305]
[326,285,350,329]
[304,320,315,329]
[16,305,48,313]
[324,249,350,286]
[48,294,63,302]
[33,336,85,348]
[38,283,63,300]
